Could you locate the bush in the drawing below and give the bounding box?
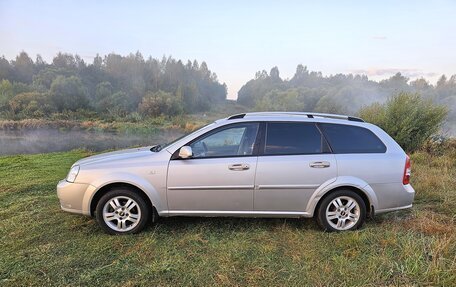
[97,91,135,117]
[8,92,55,118]
[138,90,183,117]
[359,93,448,152]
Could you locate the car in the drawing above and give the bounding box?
[57,112,415,234]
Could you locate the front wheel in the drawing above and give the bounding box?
[95,188,150,235]
[316,190,366,232]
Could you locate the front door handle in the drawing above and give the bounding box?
[228,163,250,171]
[309,161,330,168]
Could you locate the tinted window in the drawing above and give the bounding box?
[190,123,259,158]
[320,123,386,153]
[265,122,323,155]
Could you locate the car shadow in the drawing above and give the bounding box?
[145,215,320,233]
[71,211,400,235]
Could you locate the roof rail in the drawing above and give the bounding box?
[227,112,364,122]
[227,113,246,120]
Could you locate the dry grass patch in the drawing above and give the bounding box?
[401,210,455,236]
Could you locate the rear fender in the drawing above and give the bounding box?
[305,176,378,216]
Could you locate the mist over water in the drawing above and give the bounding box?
[0,129,184,155]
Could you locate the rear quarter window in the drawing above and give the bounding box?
[319,123,386,153]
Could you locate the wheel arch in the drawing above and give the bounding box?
[89,182,158,221]
[313,186,372,218]
[306,177,378,217]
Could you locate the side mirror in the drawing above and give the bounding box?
[178,146,193,159]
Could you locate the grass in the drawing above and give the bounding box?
[0,149,455,286]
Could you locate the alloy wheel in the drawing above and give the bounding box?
[325,195,360,231]
[102,196,142,232]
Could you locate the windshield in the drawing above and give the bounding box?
[150,122,216,152]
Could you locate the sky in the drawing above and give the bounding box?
[1,0,455,99]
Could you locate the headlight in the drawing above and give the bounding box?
[66,165,80,183]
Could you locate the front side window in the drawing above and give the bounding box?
[265,122,323,155]
[190,123,259,158]
[319,123,386,153]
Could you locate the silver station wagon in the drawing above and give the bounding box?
[57,112,415,234]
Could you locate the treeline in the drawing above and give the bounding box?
[1,52,455,134]
[237,65,456,133]
[0,52,227,119]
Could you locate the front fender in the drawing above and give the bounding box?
[82,172,167,216]
[305,176,379,216]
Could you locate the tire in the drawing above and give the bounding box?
[316,189,366,232]
[95,188,150,235]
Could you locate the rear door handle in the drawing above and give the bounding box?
[228,163,250,171]
[309,161,330,168]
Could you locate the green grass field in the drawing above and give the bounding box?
[0,149,455,286]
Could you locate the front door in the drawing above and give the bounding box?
[254,122,337,212]
[167,122,260,212]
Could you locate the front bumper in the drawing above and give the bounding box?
[57,180,92,215]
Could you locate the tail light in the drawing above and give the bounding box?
[403,155,411,185]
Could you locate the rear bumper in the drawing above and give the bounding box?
[375,184,415,214]
[57,180,92,215]
[375,204,413,214]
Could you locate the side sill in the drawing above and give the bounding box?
[162,210,313,218]
[375,204,412,214]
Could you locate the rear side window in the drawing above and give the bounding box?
[320,123,386,153]
[265,122,323,155]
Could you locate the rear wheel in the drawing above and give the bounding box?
[316,190,366,232]
[95,188,150,235]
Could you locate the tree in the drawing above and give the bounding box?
[95,81,113,103]
[315,94,347,114]
[290,64,309,86]
[270,66,280,80]
[255,88,306,111]
[0,56,13,81]
[0,79,14,111]
[12,52,34,83]
[50,76,88,111]
[436,75,447,88]
[52,52,78,70]
[410,78,431,90]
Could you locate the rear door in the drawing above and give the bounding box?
[254,122,337,212]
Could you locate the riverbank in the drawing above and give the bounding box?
[0,116,205,133]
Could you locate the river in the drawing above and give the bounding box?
[0,129,184,155]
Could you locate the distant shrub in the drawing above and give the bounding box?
[315,94,347,114]
[359,93,448,152]
[138,90,183,117]
[125,112,143,122]
[9,92,55,118]
[97,91,136,118]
